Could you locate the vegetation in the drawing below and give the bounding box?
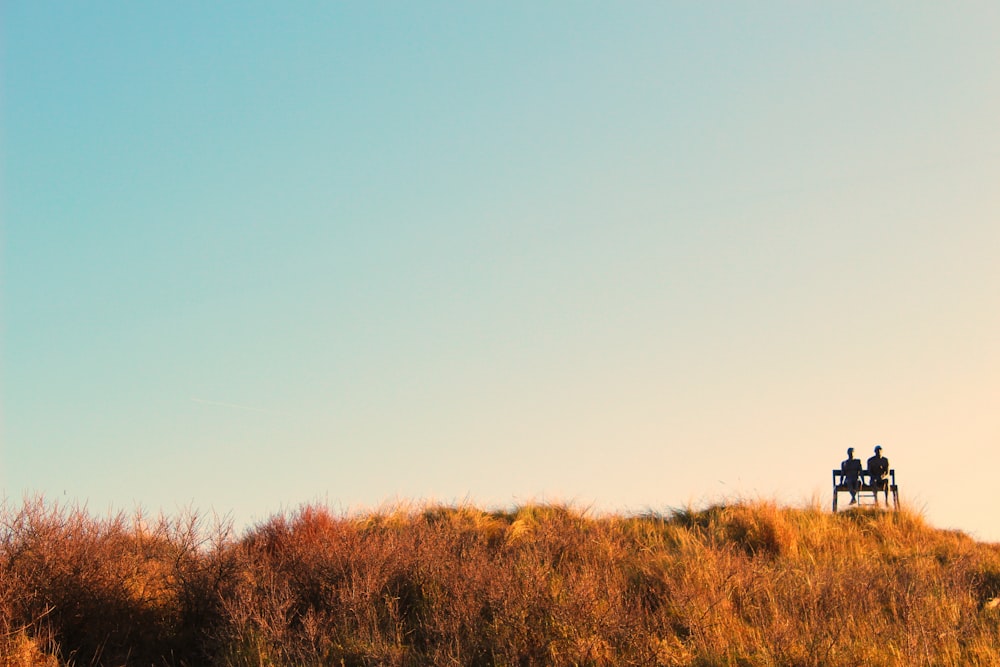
[2,496,1000,666]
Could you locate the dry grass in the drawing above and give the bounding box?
[2,496,1000,666]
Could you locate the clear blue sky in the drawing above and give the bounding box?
[3,4,999,539]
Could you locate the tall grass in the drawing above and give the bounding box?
[2,496,1000,666]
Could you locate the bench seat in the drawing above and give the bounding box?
[832,469,898,511]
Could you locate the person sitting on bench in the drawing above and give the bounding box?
[840,447,863,505]
[867,445,890,505]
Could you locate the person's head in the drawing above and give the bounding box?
[874,445,883,457]
[847,447,855,458]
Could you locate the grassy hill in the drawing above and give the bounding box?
[2,497,1000,666]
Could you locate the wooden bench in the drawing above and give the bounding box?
[832,469,898,511]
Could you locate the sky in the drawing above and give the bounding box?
[2,3,999,540]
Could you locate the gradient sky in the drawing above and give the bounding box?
[3,4,999,540]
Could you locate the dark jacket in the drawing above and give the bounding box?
[867,454,889,485]
[841,457,862,482]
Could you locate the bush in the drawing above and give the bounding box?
[2,497,999,666]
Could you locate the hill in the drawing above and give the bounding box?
[2,498,1000,666]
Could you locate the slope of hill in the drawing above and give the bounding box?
[2,498,999,666]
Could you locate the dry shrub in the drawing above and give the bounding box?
[0,497,230,666]
[0,630,60,667]
[3,497,1000,666]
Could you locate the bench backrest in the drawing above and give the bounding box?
[832,469,896,486]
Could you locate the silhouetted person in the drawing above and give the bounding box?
[840,447,863,504]
[867,445,890,506]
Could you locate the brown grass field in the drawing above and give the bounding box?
[2,496,1000,666]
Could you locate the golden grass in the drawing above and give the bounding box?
[2,497,1000,666]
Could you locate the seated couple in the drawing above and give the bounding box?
[839,445,890,505]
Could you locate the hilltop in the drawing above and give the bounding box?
[3,498,1000,666]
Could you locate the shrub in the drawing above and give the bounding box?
[2,497,999,666]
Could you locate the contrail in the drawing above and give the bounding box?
[190,397,288,416]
